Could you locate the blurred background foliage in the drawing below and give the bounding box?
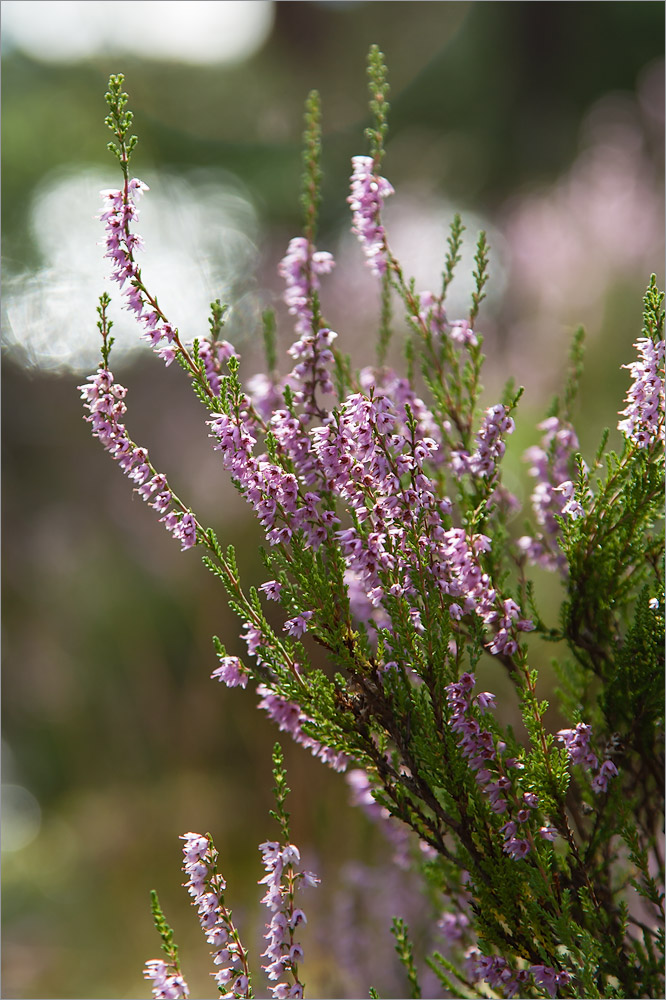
[2,2,664,998]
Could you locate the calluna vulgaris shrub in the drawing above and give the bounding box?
[79,48,664,1000]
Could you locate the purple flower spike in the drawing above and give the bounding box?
[100,180,184,366]
[348,155,394,276]
[279,236,334,336]
[259,838,319,999]
[258,686,348,773]
[557,722,617,794]
[617,336,665,448]
[79,368,196,551]
[518,416,580,572]
[177,832,251,999]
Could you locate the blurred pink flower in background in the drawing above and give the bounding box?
[500,63,664,389]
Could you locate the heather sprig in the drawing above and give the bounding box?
[104,73,138,175]
[269,743,292,844]
[78,299,200,552]
[84,55,665,1000]
[390,918,421,1000]
[259,745,320,1000]
[300,90,323,245]
[144,752,318,1000]
[365,44,391,170]
[180,832,253,999]
[144,892,190,1000]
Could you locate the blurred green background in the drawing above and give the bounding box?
[2,2,664,998]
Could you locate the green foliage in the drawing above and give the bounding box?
[469,230,490,327]
[269,743,291,843]
[104,73,138,175]
[93,54,664,1000]
[601,586,663,749]
[441,213,465,299]
[262,308,278,376]
[365,44,390,169]
[96,292,114,367]
[149,889,183,974]
[390,918,421,999]
[300,90,323,243]
[208,298,229,343]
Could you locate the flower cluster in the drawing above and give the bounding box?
[451,402,515,479]
[181,832,251,998]
[419,292,479,348]
[345,768,413,867]
[437,910,471,943]
[143,960,189,1000]
[258,685,348,772]
[100,180,178,365]
[287,325,337,417]
[358,366,445,464]
[94,66,664,1000]
[554,479,584,520]
[78,368,196,550]
[278,236,335,337]
[518,416,580,571]
[348,155,394,275]
[197,338,238,397]
[208,398,334,551]
[556,723,618,794]
[466,949,571,999]
[310,388,533,653]
[617,335,665,448]
[211,654,249,689]
[445,673,545,860]
[259,840,319,999]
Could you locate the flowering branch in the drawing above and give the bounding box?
[83,52,665,1000]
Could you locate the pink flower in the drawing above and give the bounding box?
[348,155,394,275]
[211,656,248,689]
[284,612,313,638]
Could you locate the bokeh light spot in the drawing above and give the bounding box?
[1,784,42,853]
[1,0,275,65]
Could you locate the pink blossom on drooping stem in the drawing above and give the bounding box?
[78,368,197,550]
[553,480,584,520]
[211,655,249,689]
[257,685,348,773]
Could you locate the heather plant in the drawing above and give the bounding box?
[80,50,664,1000]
